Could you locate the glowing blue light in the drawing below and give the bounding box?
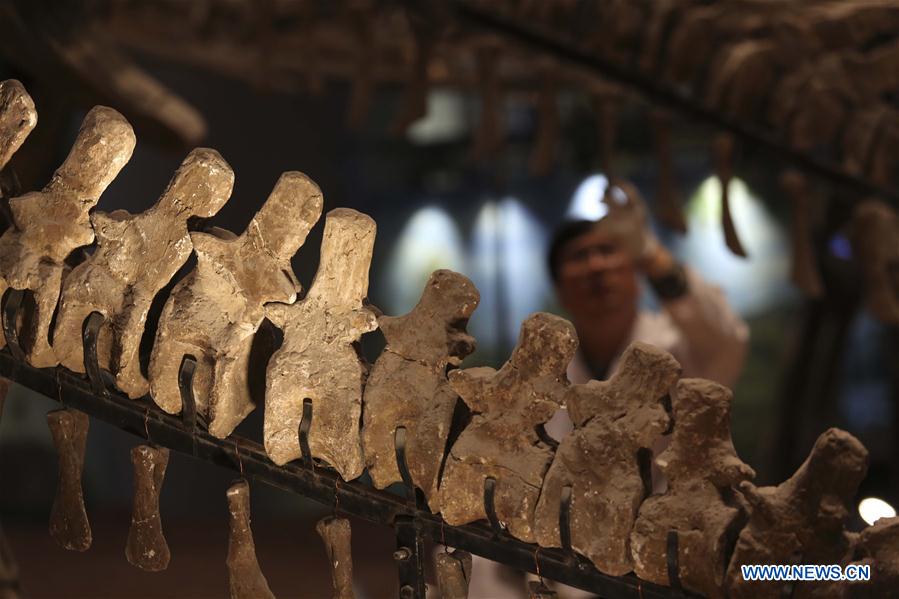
[829,234,853,260]
[383,206,466,315]
[567,174,610,221]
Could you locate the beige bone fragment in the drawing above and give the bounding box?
[435,549,472,599]
[847,516,899,598]
[149,172,322,438]
[534,342,680,575]
[316,516,355,599]
[125,445,170,571]
[226,480,275,599]
[0,80,36,171]
[725,428,868,599]
[0,106,135,367]
[264,208,377,480]
[53,148,233,398]
[437,312,577,543]
[47,408,92,552]
[362,269,478,510]
[630,379,755,598]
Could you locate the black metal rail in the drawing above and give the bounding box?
[0,289,697,598]
[453,0,899,209]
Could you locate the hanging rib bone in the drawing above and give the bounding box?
[126,445,170,571]
[47,409,92,551]
[226,480,275,599]
[435,550,471,599]
[316,516,355,599]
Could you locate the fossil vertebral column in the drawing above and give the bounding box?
[362,269,478,510]
[149,172,322,438]
[265,208,377,480]
[438,312,577,542]
[535,342,680,575]
[0,106,135,367]
[53,148,233,398]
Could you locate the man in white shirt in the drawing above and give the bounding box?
[467,180,749,598]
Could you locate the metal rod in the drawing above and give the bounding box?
[81,312,107,397]
[453,0,899,208]
[0,349,697,598]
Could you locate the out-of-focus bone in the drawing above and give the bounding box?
[850,200,899,324]
[847,516,899,598]
[265,208,377,480]
[437,312,577,543]
[125,445,170,571]
[0,80,36,171]
[712,133,747,258]
[149,172,322,438]
[47,408,92,552]
[53,148,233,398]
[534,342,680,575]
[780,170,823,298]
[631,379,755,598]
[226,480,275,599]
[470,42,503,162]
[435,550,472,599]
[362,269,479,510]
[316,516,355,599]
[529,67,558,177]
[0,106,135,367]
[725,428,869,599]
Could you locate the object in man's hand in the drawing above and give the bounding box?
[149,172,322,438]
[535,342,680,575]
[264,208,377,481]
[631,379,755,598]
[438,313,577,543]
[47,409,92,552]
[226,480,275,599]
[126,445,170,571]
[362,269,479,511]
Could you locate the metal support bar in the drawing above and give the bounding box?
[81,312,108,397]
[453,0,899,208]
[394,515,426,599]
[0,348,698,598]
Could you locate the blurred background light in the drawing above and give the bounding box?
[383,205,466,315]
[859,497,897,526]
[670,176,794,317]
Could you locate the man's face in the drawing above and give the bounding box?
[554,225,640,319]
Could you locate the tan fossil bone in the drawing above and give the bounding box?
[149,172,322,438]
[47,408,92,552]
[0,80,36,171]
[435,549,472,599]
[725,428,869,599]
[0,106,135,367]
[534,342,681,576]
[850,199,899,325]
[316,516,355,599]
[265,208,377,479]
[630,378,755,598]
[437,312,577,543]
[847,516,899,598]
[125,445,170,571]
[361,269,479,510]
[712,133,747,258]
[780,170,823,298]
[527,580,558,599]
[53,148,233,398]
[226,479,275,599]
